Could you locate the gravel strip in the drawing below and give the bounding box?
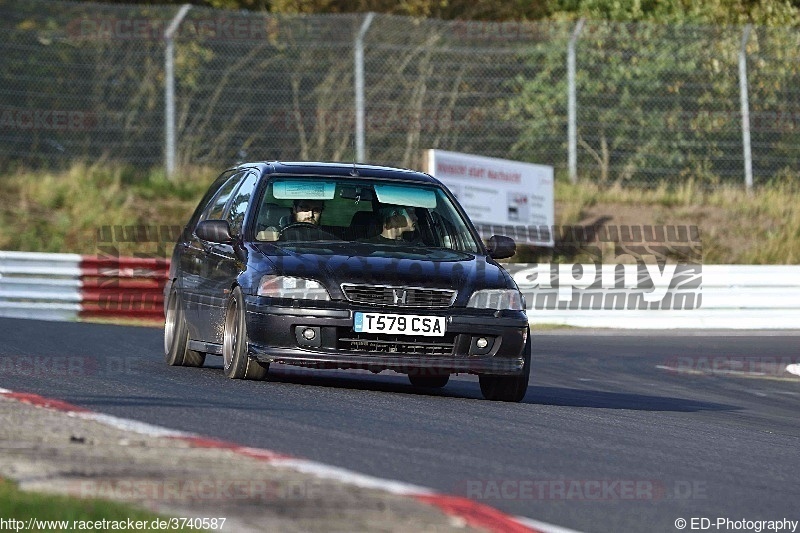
[0,396,482,532]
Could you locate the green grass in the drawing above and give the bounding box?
[0,477,180,532]
[80,316,164,328]
[549,179,800,264]
[528,323,581,330]
[0,163,213,255]
[1,163,799,263]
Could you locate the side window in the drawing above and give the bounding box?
[199,172,243,223]
[226,171,259,236]
[185,169,237,236]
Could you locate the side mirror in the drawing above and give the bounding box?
[196,220,233,244]
[486,235,516,259]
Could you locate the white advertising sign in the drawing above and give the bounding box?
[426,149,554,247]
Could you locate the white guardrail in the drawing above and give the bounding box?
[509,264,800,329]
[0,251,166,322]
[1,251,798,328]
[0,251,83,321]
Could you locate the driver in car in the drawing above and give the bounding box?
[275,199,327,242]
[292,199,324,225]
[256,199,326,242]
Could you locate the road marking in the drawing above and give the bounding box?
[73,412,192,438]
[272,458,432,496]
[514,516,585,533]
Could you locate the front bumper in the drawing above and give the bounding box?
[244,297,528,376]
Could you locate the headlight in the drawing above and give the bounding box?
[257,275,331,301]
[467,289,525,310]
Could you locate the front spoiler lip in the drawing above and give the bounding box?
[247,344,525,375]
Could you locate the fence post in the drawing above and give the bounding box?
[568,19,585,184]
[354,12,375,163]
[739,24,753,192]
[164,4,192,180]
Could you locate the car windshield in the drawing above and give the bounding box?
[253,176,482,254]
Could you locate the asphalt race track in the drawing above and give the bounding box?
[1,317,798,532]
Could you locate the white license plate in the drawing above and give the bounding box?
[354,312,446,337]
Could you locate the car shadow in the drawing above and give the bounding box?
[264,366,478,399]
[66,366,741,414]
[251,365,741,412]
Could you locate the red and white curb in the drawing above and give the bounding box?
[0,387,581,533]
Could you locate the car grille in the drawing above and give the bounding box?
[341,284,456,308]
[338,332,457,356]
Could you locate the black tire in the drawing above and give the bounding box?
[222,286,268,380]
[164,288,205,368]
[408,373,450,388]
[479,331,531,402]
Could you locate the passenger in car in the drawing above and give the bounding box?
[368,206,422,244]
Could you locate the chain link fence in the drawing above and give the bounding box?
[1,0,799,187]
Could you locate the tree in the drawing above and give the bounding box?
[506,0,800,185]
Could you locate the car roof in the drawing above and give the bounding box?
[235,161,441,185]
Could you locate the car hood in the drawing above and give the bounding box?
[250,242,514,305]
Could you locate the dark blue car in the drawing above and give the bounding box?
[164,162,530,401]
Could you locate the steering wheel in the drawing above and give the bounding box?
[279,222,337,240]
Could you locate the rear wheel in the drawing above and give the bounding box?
[164,288,205,368]
[222,286,268,380]
[408,373,450,389]
[479,331,530,402]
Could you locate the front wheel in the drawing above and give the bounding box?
[479,331,530,402]
[222,286,268,380]
[164,288,205,368]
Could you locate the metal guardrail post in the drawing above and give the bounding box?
[568,19,585,185]
[164,4,192,180]
[739,24,754,192]
[354,12,375,163]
